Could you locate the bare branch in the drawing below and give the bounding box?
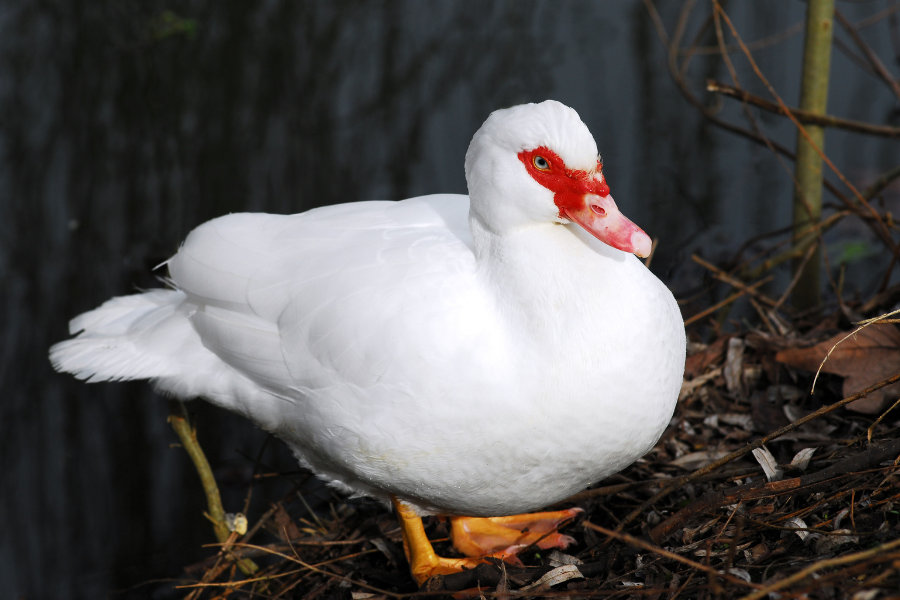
[707,80,900,138]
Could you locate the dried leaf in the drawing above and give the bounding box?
[784,517,809,541]
[680,367,722,400]
[790,447,817,471]
[814,529,858,554]
[273,503,303,541]
[548,550,583,567]
[671,450,731,470]
[724,338,746,396]
[721,567,752,583]
[682,517,720,544]
[719,412,755,431]
[497,561,509,600]
[520,564,583,592]
[833,507,850,530]
[752,446,783,482]
[743,542,770,564]
[685,336,730,377]
[775,325,900,413]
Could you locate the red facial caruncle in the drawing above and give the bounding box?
[517,147,652,258]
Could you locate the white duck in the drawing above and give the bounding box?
[51,100,685,583]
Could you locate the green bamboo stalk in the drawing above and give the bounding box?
[791,0,836,309]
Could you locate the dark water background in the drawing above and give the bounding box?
[2,1,898,598]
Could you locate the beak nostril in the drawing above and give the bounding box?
[590,204,606,217]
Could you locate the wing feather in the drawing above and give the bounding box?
[168,195,484,397]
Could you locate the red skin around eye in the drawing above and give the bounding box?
[517,146,652,258]
[517,147,608,218]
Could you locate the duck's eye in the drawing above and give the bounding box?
[533,155,550,171]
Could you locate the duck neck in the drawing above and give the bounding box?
[468,209,616,346]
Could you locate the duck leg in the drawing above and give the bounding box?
[393,496,501,584]
[393,497,581,584]
[449,508,583,557]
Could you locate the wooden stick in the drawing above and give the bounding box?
[691,255,778,306]
[684,276,772,326]
[584,522,762,592]
[706,80,900,138]
[835,10,900,102]
[168,400,259,575]
[649,438,900,542]
[737,536,900,600]
[608,370,900,541]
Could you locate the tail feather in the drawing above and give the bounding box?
[50,289,191,383]
[51,287,295,434]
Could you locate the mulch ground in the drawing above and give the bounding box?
[167,277,900,600]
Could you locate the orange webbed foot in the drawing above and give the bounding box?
[449,508,583,557]
[393,497,581,585]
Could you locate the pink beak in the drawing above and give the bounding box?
[562,194,652,258]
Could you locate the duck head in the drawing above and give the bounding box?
[465,100,651,258]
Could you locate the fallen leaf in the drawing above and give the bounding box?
[721,567,752,583]
[783,517,809,541]
[682,517,720,545]
[670,449,731,470]
[680,367,722,400]
[743,541,769,564]
[790,447,816,471]
[813,529,858,554]
[273,503,303,541]
[719,412,754,431]
[775,325,900,413]
[833,507,850,530]
[548,550,583,567]
[685,336,730,378]
[752,446,783,482]
[724,338,746,396]
[520,564,583,592]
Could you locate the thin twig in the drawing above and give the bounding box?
[771,241,819,312]
[856,3,900,30]
[861,164,900,201]
[652,0,892,250]
[684,277,773,326]
[584,522,762,591]
[167,401,260,576]
[691,255,778,306]
[835,9,900,102]
[736,536,900,600]
[642,0,669,46]
[218,542,404,598]
[738,215,842,281]
[812,308,900,392]
[609,370,900,538]
[714,5,896,253]
[707,81,900,138]
[684,21,804,55]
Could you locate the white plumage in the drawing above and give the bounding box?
[51,100,685,518]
